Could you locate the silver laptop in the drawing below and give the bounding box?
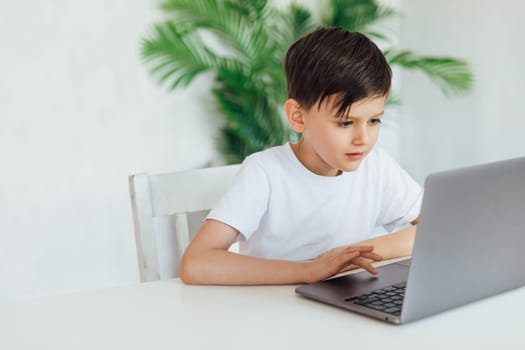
[296,156,525,324]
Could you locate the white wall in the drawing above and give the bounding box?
[399,0,525,183]
[0,0,219,302]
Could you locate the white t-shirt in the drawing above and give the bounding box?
[207,143,422,261]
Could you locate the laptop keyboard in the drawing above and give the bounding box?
[345,282,406,316]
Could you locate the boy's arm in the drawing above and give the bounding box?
[179,219,381,285]
[356,219,419,261]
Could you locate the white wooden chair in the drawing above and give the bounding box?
[128,164,241,282]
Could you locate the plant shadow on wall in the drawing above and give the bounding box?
[141,0,473,164]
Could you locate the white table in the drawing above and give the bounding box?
[2,265,525,350]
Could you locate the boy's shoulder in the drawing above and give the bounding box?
[243,143,292,168]
[240,143,304,182]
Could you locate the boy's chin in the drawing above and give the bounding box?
[339,161,363,173]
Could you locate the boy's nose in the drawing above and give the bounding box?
[352,126,369,145]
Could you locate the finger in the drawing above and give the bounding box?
[346,245,374,253]
[360,252,383,261]
[351,257,378,275]
[341,250,360,263]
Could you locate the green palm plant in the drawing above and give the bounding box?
[141,0,473,164]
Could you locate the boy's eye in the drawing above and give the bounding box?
[369,118,382,125]
[338,121,353,127]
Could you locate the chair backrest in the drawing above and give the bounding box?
[128,164,241,282]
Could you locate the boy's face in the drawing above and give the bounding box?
[287,94,386,176]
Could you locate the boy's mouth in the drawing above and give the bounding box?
[345,152,365,160]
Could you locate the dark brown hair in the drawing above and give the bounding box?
[284,27,391,117]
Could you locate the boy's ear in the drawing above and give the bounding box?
[284,99,306,133]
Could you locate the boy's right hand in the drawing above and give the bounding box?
[304,245,382,284]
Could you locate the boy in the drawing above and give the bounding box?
[180,27,422,285]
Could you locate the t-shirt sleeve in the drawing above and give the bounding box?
[375,149,423,232]
[206,155,270,241]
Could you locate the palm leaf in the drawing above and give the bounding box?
[289,3,316,40]
[225,0,270,20]
[161,0,275,65]
[385,49,474,96]
[322,0,397,40]
[212,64,290,162]
[141,22,218,90]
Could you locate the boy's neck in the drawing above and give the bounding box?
[290,140,342,177]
